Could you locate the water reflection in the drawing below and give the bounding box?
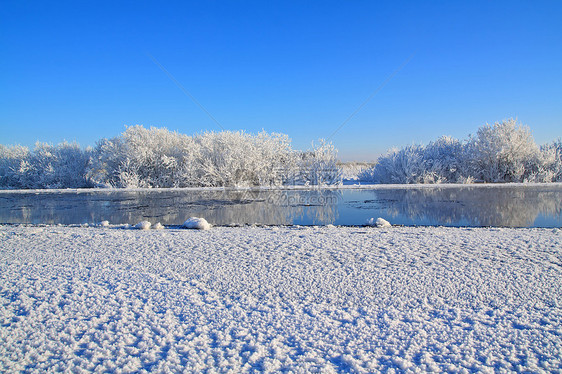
[344,185,562,227]
[0,185,561,227]
[0,189,341,226]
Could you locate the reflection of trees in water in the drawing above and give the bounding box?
[0,193,101,225]
[377,186,562,227]
[2,187,560,227]
[274,190,340,225]
[0,189,341,226]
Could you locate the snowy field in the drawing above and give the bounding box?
[1,224,561,372]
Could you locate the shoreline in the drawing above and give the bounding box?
[2,182,562,195]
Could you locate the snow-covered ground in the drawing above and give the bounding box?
[1,224,561,372]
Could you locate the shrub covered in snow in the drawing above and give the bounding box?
[360,119,562,184]
[466,119,541,182]
[292,140,342,186]
[0,126,341,189]
[0,144,29,189]
[358,137,469,184]
[536,140,562,183]
[2,120,560,188]
[0,142,93,189]
[86,126,341,188]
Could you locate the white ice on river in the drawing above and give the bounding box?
[1,224,561,372]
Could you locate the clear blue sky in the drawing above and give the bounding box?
[1,0,561,161]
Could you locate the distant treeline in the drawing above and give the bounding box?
[2,119,561,189]
[0,126,340,189]
[359,119,562,184]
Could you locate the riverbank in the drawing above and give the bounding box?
[2,182,562,194]
[1,225,561,372]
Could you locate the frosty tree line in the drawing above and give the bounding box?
[1,119,561,189]
[0,126,340,189]
[360,119,562,184]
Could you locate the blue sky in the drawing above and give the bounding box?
[1,0,561,161]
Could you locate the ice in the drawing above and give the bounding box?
[183,217,211,230]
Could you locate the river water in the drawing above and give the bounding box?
[1,185,561,227]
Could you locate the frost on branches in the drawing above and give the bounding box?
[2,119,561,189]
[0,142,92,189]
[360,119,562,184]
[0,126,341,189]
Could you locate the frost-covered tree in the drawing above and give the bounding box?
[194,130,295,187]
[27,142,93,188]
[88,126,197,188]
[538,139,562,182]
[358,140,463,184]
[422,136,468,183]
[358,145,425,184]
[295,140,342,186]
[0,144,30,189]
[85,126,341,188]
[466,119,540,182]
[359,118,557,184]
[0,142,92,189]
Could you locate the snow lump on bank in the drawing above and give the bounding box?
[183,217,211,230]
[366,217,391,228]
[134,221,151,230]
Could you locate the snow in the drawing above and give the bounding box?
[367,217,391,228]
[134,221,151,230]
[183,217,211,230]
[1,224,561,372]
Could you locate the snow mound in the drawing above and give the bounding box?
[98,220,110,227]
[183,217,211,230]
[153,222,164,230]
[135,221,152,230]
[367,217,391,228]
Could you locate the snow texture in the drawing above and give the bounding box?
[183,217,211,230]
[1,225,561,372]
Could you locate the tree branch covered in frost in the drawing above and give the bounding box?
[360,119,562,184]
[0,126,341,189]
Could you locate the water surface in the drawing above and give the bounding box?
[1,185,561,227]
